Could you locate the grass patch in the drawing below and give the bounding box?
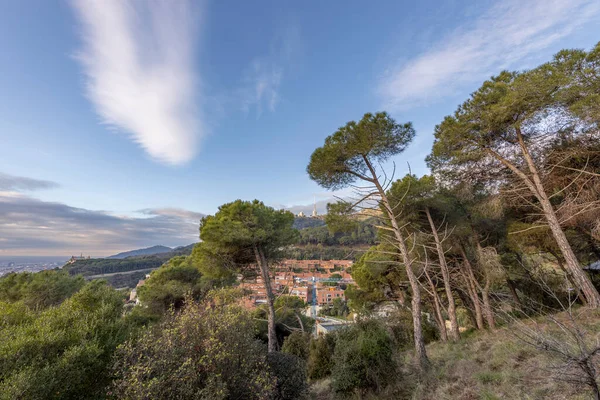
[475,371,503,385]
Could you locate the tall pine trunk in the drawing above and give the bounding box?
[481,274,495,330]
[425,207,460,341]
[254,245,277,352]
[425,268,448,342]
[476,241,495,330]
[364,156,429,369]
[460,246,485,330]
[516,127,600,307]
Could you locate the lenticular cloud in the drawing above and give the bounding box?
[72,0,202,165]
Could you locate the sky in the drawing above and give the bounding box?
[0,0,599,257]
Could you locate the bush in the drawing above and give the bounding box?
[282,331,310,360]
[0,281,130,399]
[386,309,438,347]
[0,270,85,310]
[330,320,398,396]
[267,352,309,400]
[307,335,336,380]
[112,292,274,399]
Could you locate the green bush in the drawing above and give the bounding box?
[330,320,398,397]
[112,291,274,399]
[282,331,311,360]
[267,352,309,400]
[307,335,336,380]
[386,309,438,347]
[0,270,85,310]
[0,281,131,399]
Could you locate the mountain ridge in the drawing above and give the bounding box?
[107,245,173,259]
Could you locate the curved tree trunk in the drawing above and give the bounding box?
[425,207,460,341]
[506,278,522,309]
[475,241,495,330]
[460,246,485,330]
[515,127,600,308]
[254,245,277,352]
[363,156,429,369]
[457,289,479,329]
[425,268,448,342]
[481,274,495,330]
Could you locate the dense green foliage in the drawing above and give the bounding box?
[293,217,326,230]
[331,320,398,396]
[267,352,309,400]
[112,294,275,400]
[0,281,133,399]
[306,111,415,190]
[283,245,362,261]
[0,270,85,310]
[297,218,377,246]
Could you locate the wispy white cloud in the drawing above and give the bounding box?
[242,59,283,115]
[241,24,300,116]
[379,0,600,110]
[71,0,203,165]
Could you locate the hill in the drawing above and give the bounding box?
[63,244,196,277]
[293,216,326,230]
[107,245,173,259]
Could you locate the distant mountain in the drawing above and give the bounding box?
[64,244,198,278]
[107,245,173,259]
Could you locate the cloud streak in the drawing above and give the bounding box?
[379,0,600,110]
[71,0,202,165]
[241,24,300,116]
[0,192,203,256]
[0,172,59,192]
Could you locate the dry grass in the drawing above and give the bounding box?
[310,308,600,399]
[407,308,600,400]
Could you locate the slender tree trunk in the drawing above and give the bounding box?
[425,207,460,341]
[475,241,496,330]
[506,278,522,309]
[363,156,429,369]
[459,246,485,330]
[254,245,277,352]
[481,274,495,330]
[555,259,587,306]
[515,127,600,308]
[457,289,479,329]
[425,268,448,342]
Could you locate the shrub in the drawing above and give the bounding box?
[267,352,309,400]
[307,335,336,380]
[0,270,85,310]
[112,292,274,399]
[386,309,438,347]
[0,281,130,399]
[282,331,311,360]
[330,320,398,396]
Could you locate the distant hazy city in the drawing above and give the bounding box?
[0,257,68,276]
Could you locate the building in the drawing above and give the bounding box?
[316,286,345,306]
[66,254,91,265]
[315,317,350,336]
[290,286,311,303]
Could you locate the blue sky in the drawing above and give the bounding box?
[1,0,599,256]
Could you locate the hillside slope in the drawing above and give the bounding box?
[63,244,196,277]
[107,245,173,259]
[406,309,600,400]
